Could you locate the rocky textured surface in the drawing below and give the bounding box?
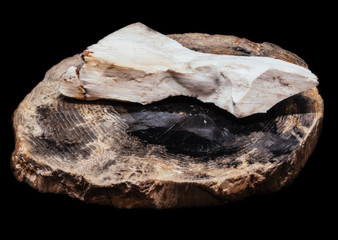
[11,32,323,209]
[59,23,318,118]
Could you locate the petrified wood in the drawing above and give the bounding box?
[11,32,323,209]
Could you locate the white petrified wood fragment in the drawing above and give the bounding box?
[59,22,318,118]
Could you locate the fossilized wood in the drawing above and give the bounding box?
[59,23,318,118]
[11,33,323,209]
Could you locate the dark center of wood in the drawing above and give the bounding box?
[115,95,312,159]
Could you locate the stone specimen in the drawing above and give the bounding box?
[59,23,318,118]
[11,27,323,208]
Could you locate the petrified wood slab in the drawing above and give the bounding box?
[11,33,323,209]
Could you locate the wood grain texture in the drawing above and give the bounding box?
[11,33,323,209]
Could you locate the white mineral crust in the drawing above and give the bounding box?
[59,22,318,118]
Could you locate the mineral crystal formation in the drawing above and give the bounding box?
[59,22,318,118]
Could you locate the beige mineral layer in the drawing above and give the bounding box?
[59,23,318,118]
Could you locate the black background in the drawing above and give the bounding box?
[3,2,336,236]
